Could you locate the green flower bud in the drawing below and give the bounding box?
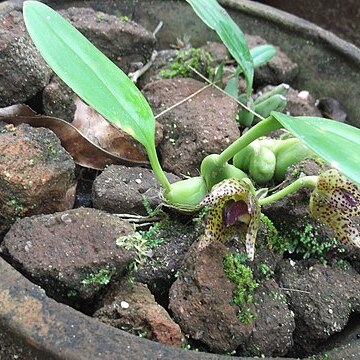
[249,146,276,184]
[164,176,208,209]
[201,154,247,190]
[233,140,259,171]
[274,140,314,181]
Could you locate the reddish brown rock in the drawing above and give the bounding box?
[0,123,76,237]
[143,78,240,176]
[169,242,254,353]
[0,208,135,307]
[95,281,183,347]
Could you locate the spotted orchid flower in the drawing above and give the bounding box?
[310,169,360,247]
[198,178,261,260]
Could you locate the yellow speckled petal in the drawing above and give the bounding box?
[198,178,260,260]
[310,169,360,247]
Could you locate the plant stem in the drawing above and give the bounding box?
[146,145,171,193]
[217,116,282,165]
[259,176,318,206]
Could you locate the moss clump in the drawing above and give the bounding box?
[257,263,274,281]
[81,265,115,286]
[223,253,257,324]
[116,212,174,271]
[159,48,214,79]
[287,224,338,262]
[260,214,287,253]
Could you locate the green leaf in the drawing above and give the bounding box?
[186,0,253,96]
[250,44,276,68]
[23,1,155,152]
[271,111,360,186]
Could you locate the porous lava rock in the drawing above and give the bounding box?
[0,208,135,308]
[0,10,51,106]
[95,281,183,347]
[169,242,254,353]
[277,259,360,357]
[92,164,179,216]
[143,78,240,176]
[0,123,76,237]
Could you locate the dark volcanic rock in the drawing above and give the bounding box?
[134,219,196,300]
[0,208,135,307]
[0,10,51,106]
[0,123,76,238]
[246,34,299,87]
[285,87,322,117]
[169,242,254,353]
[277,259,360,356]
[42,75,77,122]
[241,280,295,357]
[95,281,183,347]
[60,7,155,73]
[143,78,240,176]
[92,165,179,215]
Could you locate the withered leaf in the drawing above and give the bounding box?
[0,103,151,170]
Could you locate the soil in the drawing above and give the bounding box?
[1,3,359,360]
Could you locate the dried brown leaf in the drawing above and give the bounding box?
[0,104,149,170]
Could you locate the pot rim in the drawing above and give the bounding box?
[1,0,360,359]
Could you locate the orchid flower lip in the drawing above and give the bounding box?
[222,199,249,227]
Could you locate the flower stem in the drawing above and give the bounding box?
[217,116,282,165]
[146,144,171,193]
[259,176,318,206]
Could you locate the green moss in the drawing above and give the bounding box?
[6,199,25,216]
[81,265,115,286]
[159,48,214,79]
[116,215,173,271]
[257,263,274,281]
[67,289,78,298]
[260,214,287,253]
[287,224,338,262]
[223,253,257,324]
[95,12,105,22]
[119,15,129,22]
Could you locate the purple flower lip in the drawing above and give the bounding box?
[222,199,249,227]
[338,188,359,208]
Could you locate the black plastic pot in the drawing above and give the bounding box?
[1,1,360,359]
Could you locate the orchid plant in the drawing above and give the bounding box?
[23,0,360,260]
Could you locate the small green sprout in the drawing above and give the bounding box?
[260,214,287,253]
[116,215,170,271]
[159,48,214,79]
[223,253,257,324]
[81,266,115,286]
[119,15,129,22]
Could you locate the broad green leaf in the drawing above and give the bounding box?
[23,1,155,153]
[224,77,239,98]
[271,111,360,186]
[186,0,253,96]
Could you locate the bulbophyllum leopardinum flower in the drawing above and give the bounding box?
[198,178,260,261]
[310,169,360,247]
